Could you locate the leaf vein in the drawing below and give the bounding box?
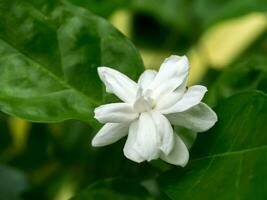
[0,38,99,106]
[192,145,267,161]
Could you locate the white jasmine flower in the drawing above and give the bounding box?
[92,55,217,166]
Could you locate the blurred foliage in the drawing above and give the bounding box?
[0,114,11,153]
[205,55,267,106]
[66,0,126,18]
[0,0,267,199]
[0,164,29,200]
[70,178,152,200]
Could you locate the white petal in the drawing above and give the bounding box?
[92,123,130,147]
[166,103,218,132]
[161,85,207,114]
[138,69,157,89]
[133,94,149,113]
[152,112,175,155]
[98,67,138,103]
[160,134,189,167]
[149,55,189,100]
[94,103,138,123]
[135,112,160,161]
[123,120,146,163]
[155,80,187,111]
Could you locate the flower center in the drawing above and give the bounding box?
[133,87,156,113]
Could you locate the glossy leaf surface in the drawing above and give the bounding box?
[160,91,267,200]
[0,0,144,124]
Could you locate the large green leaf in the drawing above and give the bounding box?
[0,0,144,124]
[159,91,267,200]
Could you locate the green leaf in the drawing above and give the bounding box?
[0,0,144,124]
[0,164,29,200]
[205,55,267,107]
[159,91,267,200]
[70,178,153,200]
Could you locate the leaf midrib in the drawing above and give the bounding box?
[191,144,267,162]
[0,37,99,106]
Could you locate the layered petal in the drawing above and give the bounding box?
[152,112,175,155]
[166,103,218,132]
[155,80,187,111]
[148,55,189,100]
[94,103,138,123]
[123,120,146,163]
[134,112,160,161]
[160,134,189,167]
[92,123,130,147]
[138,69,157,89]
[98,67,138,103]
[161,85,207,114]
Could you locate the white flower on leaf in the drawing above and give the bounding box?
[92,55,217,166]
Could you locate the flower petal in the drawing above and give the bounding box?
[135,112,160,161]
[138,69,157,89]
[149,55,189,100]
[161,85,207,114]
[94,103,138,123]
[92,123,130,147]
[160,134,189,167]
[98,67,138,103]
[152,112,175,155]
[123,120,146,163]
[155,80,187,111]
[166,103,218,132]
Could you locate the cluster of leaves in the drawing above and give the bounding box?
[0,0,267,199]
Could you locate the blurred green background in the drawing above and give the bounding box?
[0,0,267,199]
